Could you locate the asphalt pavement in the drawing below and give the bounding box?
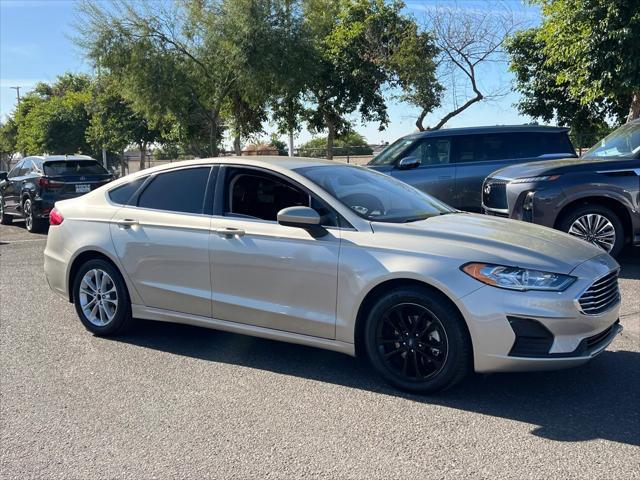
[1,221,639,479]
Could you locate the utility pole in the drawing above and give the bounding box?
[10,86,21,103]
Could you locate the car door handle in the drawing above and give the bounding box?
[115,219,139,228]
[213,227,245,238]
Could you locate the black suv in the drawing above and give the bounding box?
[0,155,112,232]
[368,125,576,211]
[483,120,640,257]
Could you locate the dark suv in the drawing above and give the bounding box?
[0,155,112,232]
[483,120,640,257]
[367,125,576,211]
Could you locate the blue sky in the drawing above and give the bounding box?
[0,0,541,148]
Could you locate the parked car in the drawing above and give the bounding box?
[367,125,576,211]
[0,155,112,232]
[483,120,640,258]
[44,157,621,393]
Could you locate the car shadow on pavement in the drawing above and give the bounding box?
[618,246,639,280]
[115,320,640,447]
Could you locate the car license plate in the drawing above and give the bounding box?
[75,184,91,193]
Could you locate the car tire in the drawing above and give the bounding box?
[0,194,12,225]
[72,259,134,336]
[363,286,472,394]
[558,204,625,257]
[23,198,46,233]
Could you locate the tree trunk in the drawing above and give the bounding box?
[233,135,241,156]
[288,130,294,157]
[139,142,146,171]
[209,109,220,157]
[120,151,126,177]
[628,90,640,122]
[325,115,335,161]
[416,110,427,132]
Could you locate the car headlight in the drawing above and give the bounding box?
[461,263,576,291]
[510,175,560,184]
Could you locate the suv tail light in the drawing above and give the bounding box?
[38,177,64,188]
[49,208,64,226]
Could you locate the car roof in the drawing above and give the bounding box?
[402,124,570,140]
[127,156,348,177]
[24,155,96,163]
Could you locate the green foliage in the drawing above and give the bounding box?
[86,76,162,168]
[0,119,18,158]
[298,130,372,157]
[269,134,288,156]
[14,74,93,156]
[508,0,640,125]
[303,0,433,157]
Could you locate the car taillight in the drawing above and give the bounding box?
[38,177,63,188]
[49,208,64,226]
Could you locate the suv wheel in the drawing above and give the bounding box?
[23,198,46,233]
[559,204,624,257]
[72,259,133,336]
[363,286,472,393]
[0,194,12,225]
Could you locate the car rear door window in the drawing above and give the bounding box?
[137,167,210,214]
[108,177,147,205]
[453,134,511,163]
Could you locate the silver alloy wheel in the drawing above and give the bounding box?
[23,199,32,230]
[79,269,118,326]
[568,213,616,252]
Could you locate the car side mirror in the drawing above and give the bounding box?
[0,172,7,181]
[277,206,321,228]
[397,156,421,170]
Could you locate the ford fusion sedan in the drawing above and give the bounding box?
[0,155,112,232]
[44,157,622,393]
[483,120,640,257]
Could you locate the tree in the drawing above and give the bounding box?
[14,74,93,156]
[303,0,425,159]
[506,28,613,146]
[0,119,18,163]
[298,130,372,157]
[508,0,640,125]
[86,77,162,172]
[414,3,517,131]
[77,0,284,157]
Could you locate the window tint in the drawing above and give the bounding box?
[510,132,574,158]
[108,177,147,205]
[407,138,451,166]
[453,135,509,163]
[138,167,210,214]
[7,161,23,178]
[44,160,107,176]
[226,171,309,222]
[297,165,454,223]
[19,160,33,176]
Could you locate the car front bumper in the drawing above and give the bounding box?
[456,253,623,373]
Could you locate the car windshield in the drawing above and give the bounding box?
[296,164,455,222]
[584,122,640,158]
[44,160,107,176]
[368,137,416,166]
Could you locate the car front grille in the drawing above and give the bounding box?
[578,270,620,315]
[482,178,508,210]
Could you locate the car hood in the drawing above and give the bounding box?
[370,213,604,274]
[489,156,627,179]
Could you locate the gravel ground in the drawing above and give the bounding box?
[1,222,638,479]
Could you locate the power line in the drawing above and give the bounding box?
[10,86,21,103]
